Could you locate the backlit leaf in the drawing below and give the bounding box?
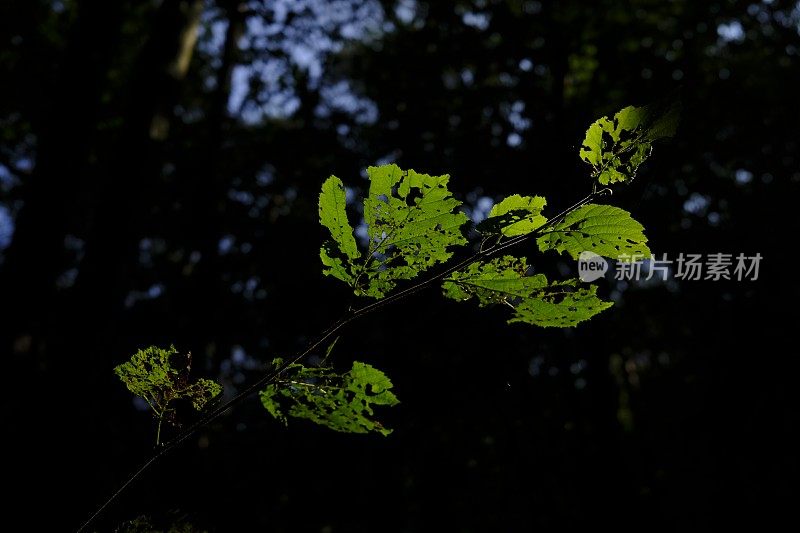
[477,194,548,237]
[260,360,400,436]
[580,102,679,185]
[114,345,222,414]
[318,164,468,298]
[442,256,612,327]
[537,204,650,260]
[319,176,360,284]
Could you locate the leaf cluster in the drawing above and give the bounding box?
[117,102,677,440]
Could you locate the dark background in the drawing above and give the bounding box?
[1,0,798,531]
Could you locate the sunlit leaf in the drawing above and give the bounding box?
[319,176,360,284]
[318,164,468,298]
[537,204,650,260]
[260,360,399,436]
[477,194,548,237]
[580,102,679,185]
[114,345,222,414]
[442,256,612,327]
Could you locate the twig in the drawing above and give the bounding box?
[75,187,609,532]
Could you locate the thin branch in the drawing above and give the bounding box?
[75,187,610,533]
[155,413,165,447]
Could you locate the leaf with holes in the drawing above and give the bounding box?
[537,204,650,260]
[260,360,399,436]
[580,102,679,185]
[319,176,360,284]
[114,345,222,415]
[442,256,612,327]
[510,280,613,327]
[318,164,469,298]
[358,164,469,297]
[476,194,548,237]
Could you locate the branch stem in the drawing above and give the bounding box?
[155,412,164,447]
[75,188,608,532]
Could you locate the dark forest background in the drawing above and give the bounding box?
[2,0,798,531]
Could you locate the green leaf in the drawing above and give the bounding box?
[477,194,548,236]
[359,164,468,298]
[319,176,360,284]
[260,360,400,436]
[114,345,222,415]
[580,102,679,185]
[510,280,613,328]
[317,164,469,298]
[442,255,540,304]
[442,256,612,327]
[537,204,650,260]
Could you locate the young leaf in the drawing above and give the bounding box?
[360,164,469,297]
[477,194,548,237]
[319,176,360,284]
[114,345,222,443]
[580,102,679,185]
[537,204,650,260]
[442,256,612,327]
[260,360,400,436]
